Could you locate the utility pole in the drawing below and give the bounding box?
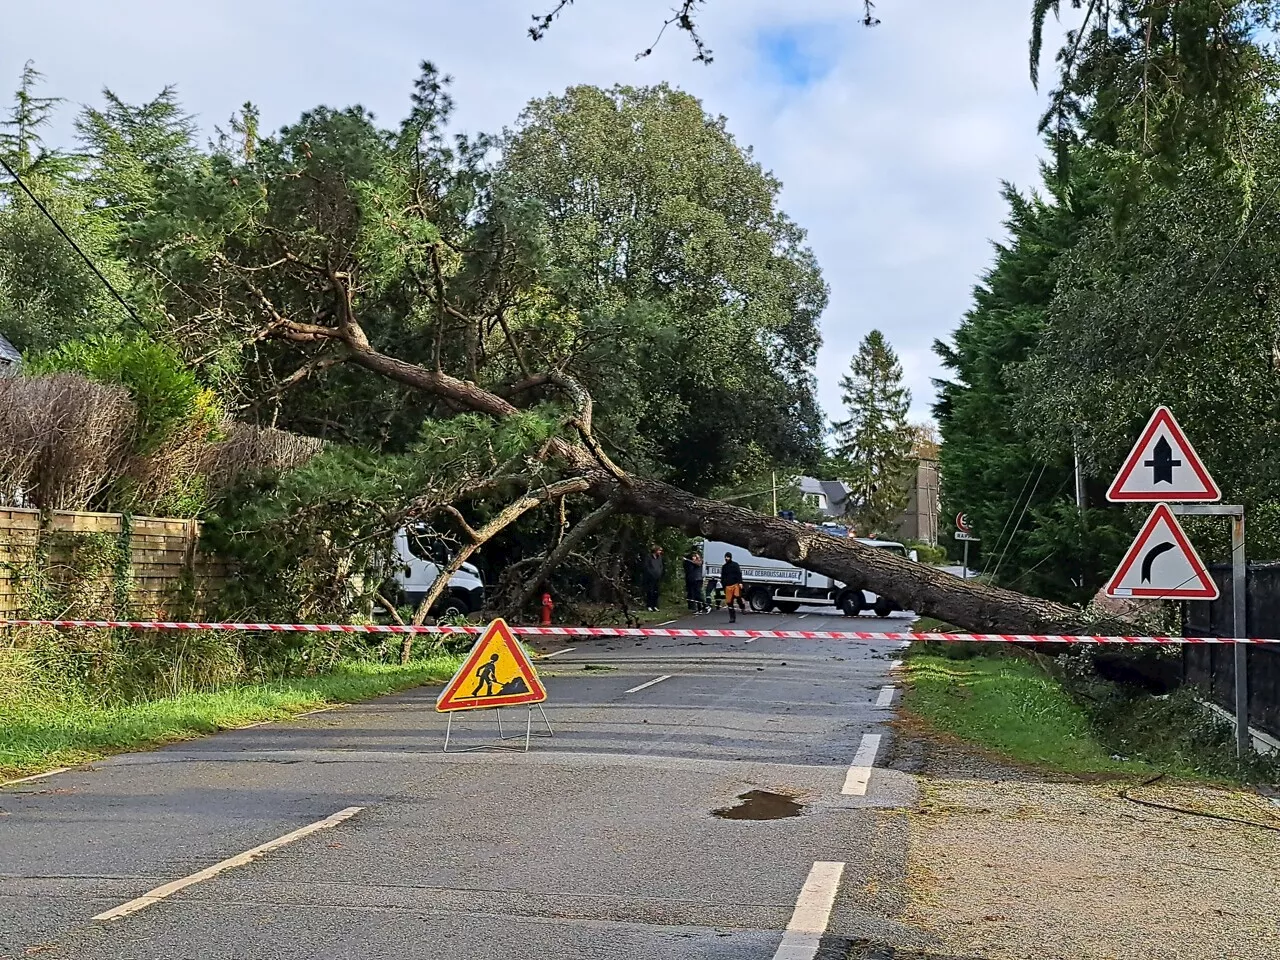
[1073,438,1086,512]
[771,471,778,517]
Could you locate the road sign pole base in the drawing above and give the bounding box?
[442,705,553,754]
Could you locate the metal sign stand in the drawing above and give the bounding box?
[1172,504,1248,756]
[442,704,554,754]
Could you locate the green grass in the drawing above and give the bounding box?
[0,657,461,782]
[902,653,1155,776]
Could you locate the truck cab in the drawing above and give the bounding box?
[701,536,916,618]
[391,526,485,618]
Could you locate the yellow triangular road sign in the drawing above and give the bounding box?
[436,619,547,712]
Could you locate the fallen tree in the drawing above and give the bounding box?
[126,67,1132,636]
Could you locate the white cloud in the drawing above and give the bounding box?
[3,0,1061,425]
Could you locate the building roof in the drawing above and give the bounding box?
[0,333,19,372]
[798,476,852,517]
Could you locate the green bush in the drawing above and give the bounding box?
[28,333,222,451]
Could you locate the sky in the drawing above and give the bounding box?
[3,0,1061,424]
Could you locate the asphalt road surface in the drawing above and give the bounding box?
[1,607,920,960]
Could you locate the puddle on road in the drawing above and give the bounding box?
[712,789,804,820]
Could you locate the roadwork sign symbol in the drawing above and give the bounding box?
[1104,504,1219,600]
[436,619,547,712]
[1107,406,1220,503]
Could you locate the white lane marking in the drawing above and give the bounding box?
[625,674,672,695]
[540,647,577,658]
[1,767,71,787]
[93,806,364,921]
[798,614,809,620]
[875,685,896,708]
[841,733,882,796]
[772,860,846,960]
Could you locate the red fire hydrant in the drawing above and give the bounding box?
[540,590,554,626]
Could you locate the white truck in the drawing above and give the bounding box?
[389,526,486,618]
[701,535,917,617]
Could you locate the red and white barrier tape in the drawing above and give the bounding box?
[0,618,1273,644]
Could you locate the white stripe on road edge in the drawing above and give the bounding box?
[875,685,896,708]
[1,767,70,787]
[772,861,846,960]
[841,733,883,796]
[625,675,672,695]
[540,647,577,658]
[93,806,364,922]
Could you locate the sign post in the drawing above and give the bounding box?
[1170,504,1249,757]
[954,513,979,580]
[1105,407,1248,756]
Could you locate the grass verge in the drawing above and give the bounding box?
[901,653,1156,776]
[0,657,460,782]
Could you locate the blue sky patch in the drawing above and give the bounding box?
[756,24,839,87]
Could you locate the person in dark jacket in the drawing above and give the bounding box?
[720,552,747,622]
[683,551,705,612]
[641,545,664,611]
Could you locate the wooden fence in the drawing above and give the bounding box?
[0,508,224,620]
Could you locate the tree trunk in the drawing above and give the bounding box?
[594,474,1128,636]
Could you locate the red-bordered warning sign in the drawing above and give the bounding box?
[1105,504,1219,600]
[1107,406,1220,502]
[436,619,547,712]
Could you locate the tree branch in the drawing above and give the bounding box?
[515,499,617,611]
[401,475,592,660]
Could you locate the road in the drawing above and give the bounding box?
[1,608,920,960]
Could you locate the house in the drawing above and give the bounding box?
[0,333,18,377]
[797,459,940,545]
[797,476,852,518]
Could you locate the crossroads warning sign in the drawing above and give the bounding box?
[1107,406,1220,503]
[435,619,547,712]
[1104,504,1219,600]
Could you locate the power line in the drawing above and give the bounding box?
[0,155,141,326]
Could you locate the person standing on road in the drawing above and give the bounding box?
[642,544,665,611]
[683,551,705,612]
[720,552,746,623]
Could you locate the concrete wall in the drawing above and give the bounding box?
[895,458,940,545]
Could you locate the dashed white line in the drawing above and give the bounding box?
[625,674,672,694]
[93,806,364,921]
[772,860,846,960]
[875,685,896,708]
[1,767,70,787]
[841,733,882,796]
[540,646,577,658]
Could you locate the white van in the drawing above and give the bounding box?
[390,526,485,618]
[701,536,916,617]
